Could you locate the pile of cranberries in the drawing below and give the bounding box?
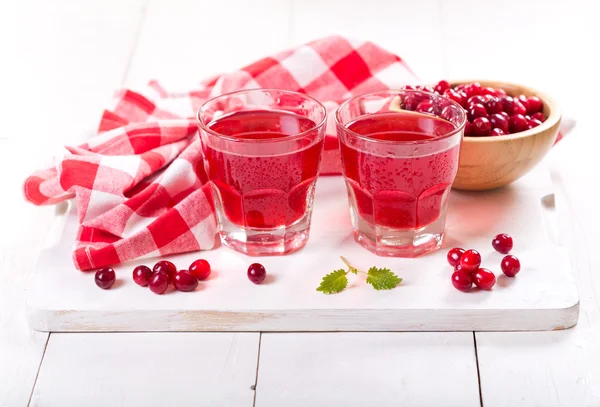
[402,81,547,137]
[448,233,521,292]
[93,260,268,293]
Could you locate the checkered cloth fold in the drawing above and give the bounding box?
[23,36,419,270]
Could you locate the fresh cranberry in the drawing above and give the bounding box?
[416,101,434,114]
[403,94,419,111]
[173,270,199,292]
[531,112,546,122]
[501,255,521,277]
[491,128,505,136]
[499,95,514,112]
[492,233,513,254]
[95,267,116,289]
[509,114,529,133]
[485,97,503,114]
[133,265,153,287]
[468,104,488,121]
[464,82,482,97]
[149,271,169,294]
[528,118,543,129]
[495,88,507,96]
[525,115,531,121]
[452,269,473,292]
[471,117,492,137]
[447,248,466,267]
[153,260,177,281]
[454,84,466,91]
[481,87,497,96]
[516,95,530,112]
[248,263,267,284]
[460,249,481,273]
[527,96,543,114]
[489,113,509,133]
[435,80,450,94]
[458,91,469,106]
[189,259,211,280]
[402,85,417,90]
[510,100,527,116]
[499,111,510,121]
[464,121,472,137]
[473,268,496,290]
[467,95,487,106]
[444,89,467,108]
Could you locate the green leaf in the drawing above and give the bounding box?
[316,269,349,294]
[366,267,402,290]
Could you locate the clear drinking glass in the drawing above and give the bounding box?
[336,90,466,257]
[197,89,327,256]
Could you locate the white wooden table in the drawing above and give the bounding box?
[4,0,600,405]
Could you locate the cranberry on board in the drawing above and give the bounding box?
[531,112,546,122]
[471,117,492,137]
[464,82,482,97]
[489,113,509,133]
[189,259,211,280]
[95,267,116,290]
[447,248,466,268]
[491,128,505,136]
[499,111,510,121]
[452,269,473,292]
[133,265,153,287]
[481,87,497,96]
[509,114,529,133]
[460,249,482,273]
[492,233,513,254]
[149,271,170,294]
[501,255,521,277]
[473,268,496,290]
[153,260,177,281]
[527,96,543,114]
[173,270,199,292]
[248,263,267,284]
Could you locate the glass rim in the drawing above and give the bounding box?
[196,88,328,144]
[335,89,467,145]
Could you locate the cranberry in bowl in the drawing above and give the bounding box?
[415,80,561,191]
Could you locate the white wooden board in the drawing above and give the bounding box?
[255,332,481,407]
[30,333,260,407]
[26,164,578,332]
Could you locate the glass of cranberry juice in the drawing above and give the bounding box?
[197,89,327,256]
[336,90,466,257]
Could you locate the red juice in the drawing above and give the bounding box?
[204,110,324,229]
[341,111,460,229]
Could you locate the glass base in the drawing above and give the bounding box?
[352,212,446,257]
[219,212,311,256]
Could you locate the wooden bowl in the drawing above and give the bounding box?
[452,80,561,191]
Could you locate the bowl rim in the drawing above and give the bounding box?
[450,79,562,143]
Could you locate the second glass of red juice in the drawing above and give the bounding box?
[336,90,466,257]
[197,89,327,256]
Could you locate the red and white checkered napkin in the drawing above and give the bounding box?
[23,36,419,271]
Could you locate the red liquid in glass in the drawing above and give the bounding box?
[205,110,323,229]
[341,112,459,229]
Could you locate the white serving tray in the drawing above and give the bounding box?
[27,165,579,332]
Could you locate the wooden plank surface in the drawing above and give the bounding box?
[255,332,481,407]
[30,333,260,407]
